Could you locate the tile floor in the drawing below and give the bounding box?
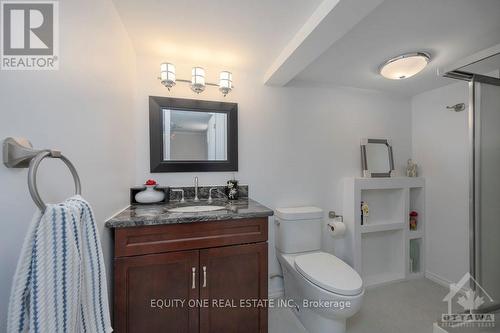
[269,278,450,333]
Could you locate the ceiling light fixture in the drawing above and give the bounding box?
[379,52,430,80]
[159,63,233,96]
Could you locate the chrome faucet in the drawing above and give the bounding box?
[194,176,200,202]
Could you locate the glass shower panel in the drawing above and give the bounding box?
[476,81,500,305]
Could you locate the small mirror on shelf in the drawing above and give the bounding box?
[361,138,395,178]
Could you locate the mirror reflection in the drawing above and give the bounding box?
[361,138,395,177]
[365,143,391,174]
[162,109,228,161]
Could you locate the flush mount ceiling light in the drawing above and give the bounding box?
[379,52,430,80]
[159,63,233,96]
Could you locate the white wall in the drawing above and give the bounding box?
[411,81,470,285]
[0,0,136,330]
[134,56,412,295]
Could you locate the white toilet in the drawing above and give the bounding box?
[275,207,364,333]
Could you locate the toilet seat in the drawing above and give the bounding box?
[294,252,363,296]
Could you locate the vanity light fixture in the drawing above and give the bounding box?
[158,63,233,96]
[219,71,232,96]
[379,52,430,80]
[160,63,176,90]
[191,67,206,94]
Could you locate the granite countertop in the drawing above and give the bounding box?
[105,198,274,228]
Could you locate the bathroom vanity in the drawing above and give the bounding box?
[106,198,273,333]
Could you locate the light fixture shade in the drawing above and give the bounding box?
[191,67,206,93]
[160,63,176,89]
[219,71,232,96]
[380,52,430,80]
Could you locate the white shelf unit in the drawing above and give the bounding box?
[343,177,425,288]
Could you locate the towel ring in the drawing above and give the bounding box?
[28,150,82,211]
[3,137,82,212]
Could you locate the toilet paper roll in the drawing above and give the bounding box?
[327,221,346,238]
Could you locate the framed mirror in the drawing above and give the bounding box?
[360,138,395,177]
[149,96,238,172]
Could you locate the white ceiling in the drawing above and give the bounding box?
[113,0,500,96]
[112,0,323,73]
[292,0,500,96]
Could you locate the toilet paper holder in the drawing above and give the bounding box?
[328,211,343,222]
[327,211,346,237]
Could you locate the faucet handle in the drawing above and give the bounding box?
[208,187,218,203]
[171,188,185,203]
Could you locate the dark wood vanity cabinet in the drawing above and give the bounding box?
[115,251,200,333]
[199,243,267,333]
[113,218,268,333]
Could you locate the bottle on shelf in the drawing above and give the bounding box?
[361,201,369,225]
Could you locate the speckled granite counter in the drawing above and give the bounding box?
[105,198,274,228]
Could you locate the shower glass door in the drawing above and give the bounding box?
[472,77,500,311]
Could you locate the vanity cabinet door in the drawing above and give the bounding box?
[199,243,268,333]
[114,250,199,333]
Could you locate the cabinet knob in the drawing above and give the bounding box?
[192,267,196,289]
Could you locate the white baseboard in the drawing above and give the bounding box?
[268,289,284,299]
[425,271,452,288]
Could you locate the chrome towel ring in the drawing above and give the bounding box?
[28,150,81,211]
[3,137,82,212]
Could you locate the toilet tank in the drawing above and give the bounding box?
[275,206,323,254]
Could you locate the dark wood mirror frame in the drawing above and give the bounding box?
[149,96,238,173]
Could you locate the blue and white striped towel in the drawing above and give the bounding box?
[7,196,112,333]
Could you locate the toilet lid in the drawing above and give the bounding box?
[294,252,363,296]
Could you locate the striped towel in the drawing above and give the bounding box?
[7,196,112,333]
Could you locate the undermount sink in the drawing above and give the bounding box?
[168,205,226,213]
